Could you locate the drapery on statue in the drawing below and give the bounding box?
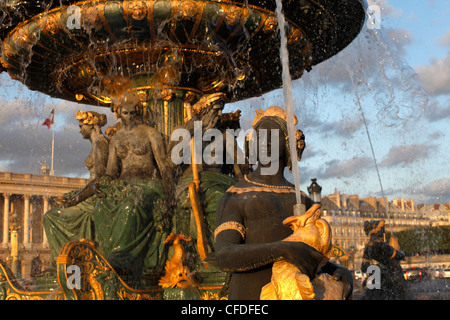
[214,106,353,300]
[361,220,406,300]
[44,101,175,283]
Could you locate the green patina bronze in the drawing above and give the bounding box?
[0,0,366,299]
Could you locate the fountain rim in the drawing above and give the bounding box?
[0,0,367,64]
[0,0,367,106]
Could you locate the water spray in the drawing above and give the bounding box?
[348,70,396,241]
[274,0,304,216]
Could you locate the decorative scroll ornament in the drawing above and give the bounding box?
[0,261,54,300]
[330,244,349,268]
[56,239,163,300]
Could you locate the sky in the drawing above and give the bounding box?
[0,0,449,204]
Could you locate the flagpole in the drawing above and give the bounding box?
[42,108,55,175]
[50,121,55,176]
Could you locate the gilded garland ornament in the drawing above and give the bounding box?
[244,174,294,190]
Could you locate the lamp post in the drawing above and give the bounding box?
[9,211,21,278]
[308,178,322,204]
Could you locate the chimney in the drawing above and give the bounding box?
[348,195,360,210]
[393,199,406,212]
[328,193,341,208]
[365,197,377,209]
[404,199,414,212]
[341,195,348,209]
[379,197,388,208]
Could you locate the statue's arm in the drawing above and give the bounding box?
[383,242,405,261]
[148,128,175,204]
[56,139,110,208]
[149,128,174,181]
[56,179,98,208]
[214,195,324,278]
[93,139,108,179]
[105,137,120,179]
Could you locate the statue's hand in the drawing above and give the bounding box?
[330,264,353,300]
[57,179,100,208]
[282,242,325,279]
[55,195,80,208]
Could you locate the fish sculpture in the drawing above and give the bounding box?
[260,204,344,300]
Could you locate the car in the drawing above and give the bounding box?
[430,267,442,279]
[354,270,363,280]
[419,267,429,279]
[441,268,450,279]
[404,267,422,281]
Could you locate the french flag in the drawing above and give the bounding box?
[42,109,55,129]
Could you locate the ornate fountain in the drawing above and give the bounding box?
[0,0,366,300]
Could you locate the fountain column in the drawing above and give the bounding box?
[140,88,198,138]
[2,193,10,247]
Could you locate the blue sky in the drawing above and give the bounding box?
[229,0,450,204]
[1,0,449,204]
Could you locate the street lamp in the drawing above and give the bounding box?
[308,178,322,204]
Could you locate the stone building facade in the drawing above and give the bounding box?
[0,171,88,279]
[322,192,450,269]
[1,169,449,278]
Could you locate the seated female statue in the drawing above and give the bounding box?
[44,110,109,265]
[44,102,175,284]
[90,101,175,282]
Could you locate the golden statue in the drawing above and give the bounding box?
[260,204,344,300]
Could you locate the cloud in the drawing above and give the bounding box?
[415,52,450,95]
[321,116,365,138]
[414,178,450,203]
[428,130,445,140]
[423,101,450,122]
[435,29,450,47]
[379,144,438,167]
[311,156,373,180]
[384,27,413,56]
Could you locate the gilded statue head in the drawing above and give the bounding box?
[247,106,305,172]
[75,110,107,139]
